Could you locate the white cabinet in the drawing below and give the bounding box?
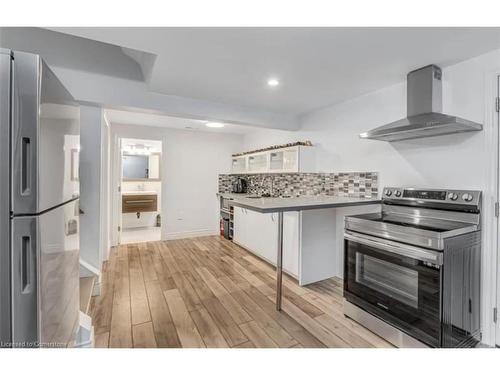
[234,206,278,265]
[233,207,300,278]
[231,146,315,174]
[282,212,300,276]
[269,148,299,172]
[247,152,268,173]
[232,206,246,247]
[232,203,381,285]
[231,156,246,174]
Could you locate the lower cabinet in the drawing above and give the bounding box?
[233,206,300,280]
[232,204,380,286]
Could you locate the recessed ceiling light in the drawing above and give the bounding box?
[205,122,225,128]
[267,78,280,87]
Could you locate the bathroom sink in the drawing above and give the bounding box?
[122,190,157,195]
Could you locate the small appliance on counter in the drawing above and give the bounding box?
[232,177,248,194]
[343,187,481,348]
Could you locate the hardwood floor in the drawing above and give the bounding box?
[89,236,393,348]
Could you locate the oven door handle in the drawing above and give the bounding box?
[344,231,443,266]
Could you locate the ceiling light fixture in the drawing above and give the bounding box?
[205,122,225,128]
[267,78,280,87]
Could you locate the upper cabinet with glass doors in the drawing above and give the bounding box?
[231,146,315,174]
[231,156,247,174]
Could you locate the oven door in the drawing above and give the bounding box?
[344,230,443,347]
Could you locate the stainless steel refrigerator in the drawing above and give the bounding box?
[0,49,80,347]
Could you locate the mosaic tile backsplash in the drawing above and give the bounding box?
[218,172,378,198]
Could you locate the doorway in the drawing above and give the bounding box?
[119,138,162,244]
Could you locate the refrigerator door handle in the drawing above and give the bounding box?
[21,137,32,196]
[20,235,33,293]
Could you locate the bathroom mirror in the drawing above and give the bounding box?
[122,153,161,181]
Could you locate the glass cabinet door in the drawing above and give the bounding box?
[269,151,284,171]
[247,153,268,172]
[282,149,298,171]
[231,157,246,173]
[269,148,298,172]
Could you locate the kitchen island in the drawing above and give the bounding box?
[227,194,381,311]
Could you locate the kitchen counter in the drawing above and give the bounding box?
[229,195,380,213]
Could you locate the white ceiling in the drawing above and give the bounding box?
[105,108,257,135]
[50,27,500,115]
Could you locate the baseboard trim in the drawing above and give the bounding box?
[164,229,218,240]
[79,259,101,277]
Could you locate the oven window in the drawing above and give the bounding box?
[355,253,419,309]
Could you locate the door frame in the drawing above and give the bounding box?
[483,71,500,347]
[110,133,165,246]
[496,74,500,347]
[111,133,122,247]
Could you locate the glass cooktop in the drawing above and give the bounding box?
[351,212,473,233]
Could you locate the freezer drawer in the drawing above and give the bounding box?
[11,216,38,347]
[11,200,80,347]
[10,51,80,215]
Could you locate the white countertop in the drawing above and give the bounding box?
[217,192,249,199]
[122,191,158,196]
[219,193,380,213]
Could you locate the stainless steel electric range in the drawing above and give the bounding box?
[343,187,481,348]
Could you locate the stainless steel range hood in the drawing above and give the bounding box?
[359,65,482,141]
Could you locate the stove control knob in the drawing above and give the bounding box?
[448,193,458,201]
[462,193,473,202]
[395,191,402,197]
[384,189,392,196]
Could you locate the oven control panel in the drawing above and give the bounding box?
[382,187,481,207]
[403,190,447,200]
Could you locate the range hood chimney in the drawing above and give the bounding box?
[359,65,482,141]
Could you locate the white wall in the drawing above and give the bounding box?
[245,49,500,188]
[242,49,500,345]
[79,106,104,278]
[110,123,244,243]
